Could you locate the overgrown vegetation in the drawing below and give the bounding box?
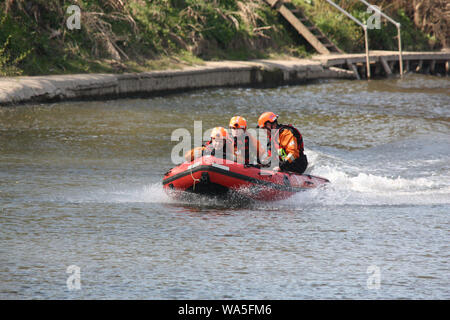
[0,0,304,75]
[293,0,448,52]
[0,0,447,76]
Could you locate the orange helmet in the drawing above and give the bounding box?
[257,112,278,128]
[229,116,247,130]
[210,127,228,140]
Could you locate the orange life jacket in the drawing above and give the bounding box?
[268,124,304,163]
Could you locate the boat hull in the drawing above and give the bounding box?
[162,156,329,201]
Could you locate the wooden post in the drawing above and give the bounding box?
[347,60,361,80]
[388,60,395,73]
[374,61,382,76]
[446,61,449,75]
[364,27,371,79]
[397,24,404,77]
[380,57,392,75]
[430,60,436,74]
[416,60,423,73]
[405,60,409,73]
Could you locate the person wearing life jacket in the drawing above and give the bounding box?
[229,116,266,165]
[257,112,308,174]
[184,127,233,162]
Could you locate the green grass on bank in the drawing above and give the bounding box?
[292,0,434,53]
[1,0,306,76]
[0,0,444,77]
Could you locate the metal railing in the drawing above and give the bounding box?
[358,0,403,77]
[324,0,403,79]
[324,0,371,78]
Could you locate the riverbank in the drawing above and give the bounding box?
[0,57,355,106]
[2,1,447,78]
[2,50,449,106]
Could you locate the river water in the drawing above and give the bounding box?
[0,74,449,299]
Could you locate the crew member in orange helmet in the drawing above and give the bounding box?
[257,112,308,174]
[229,116,266,165]
[184,127,233,162]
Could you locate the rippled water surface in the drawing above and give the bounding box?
[1,74,449,299]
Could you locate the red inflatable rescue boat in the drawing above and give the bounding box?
[162,155,329,201]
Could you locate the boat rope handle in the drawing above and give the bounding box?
[190,167,200,190]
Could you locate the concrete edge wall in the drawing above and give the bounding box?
[0,59,355,106]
